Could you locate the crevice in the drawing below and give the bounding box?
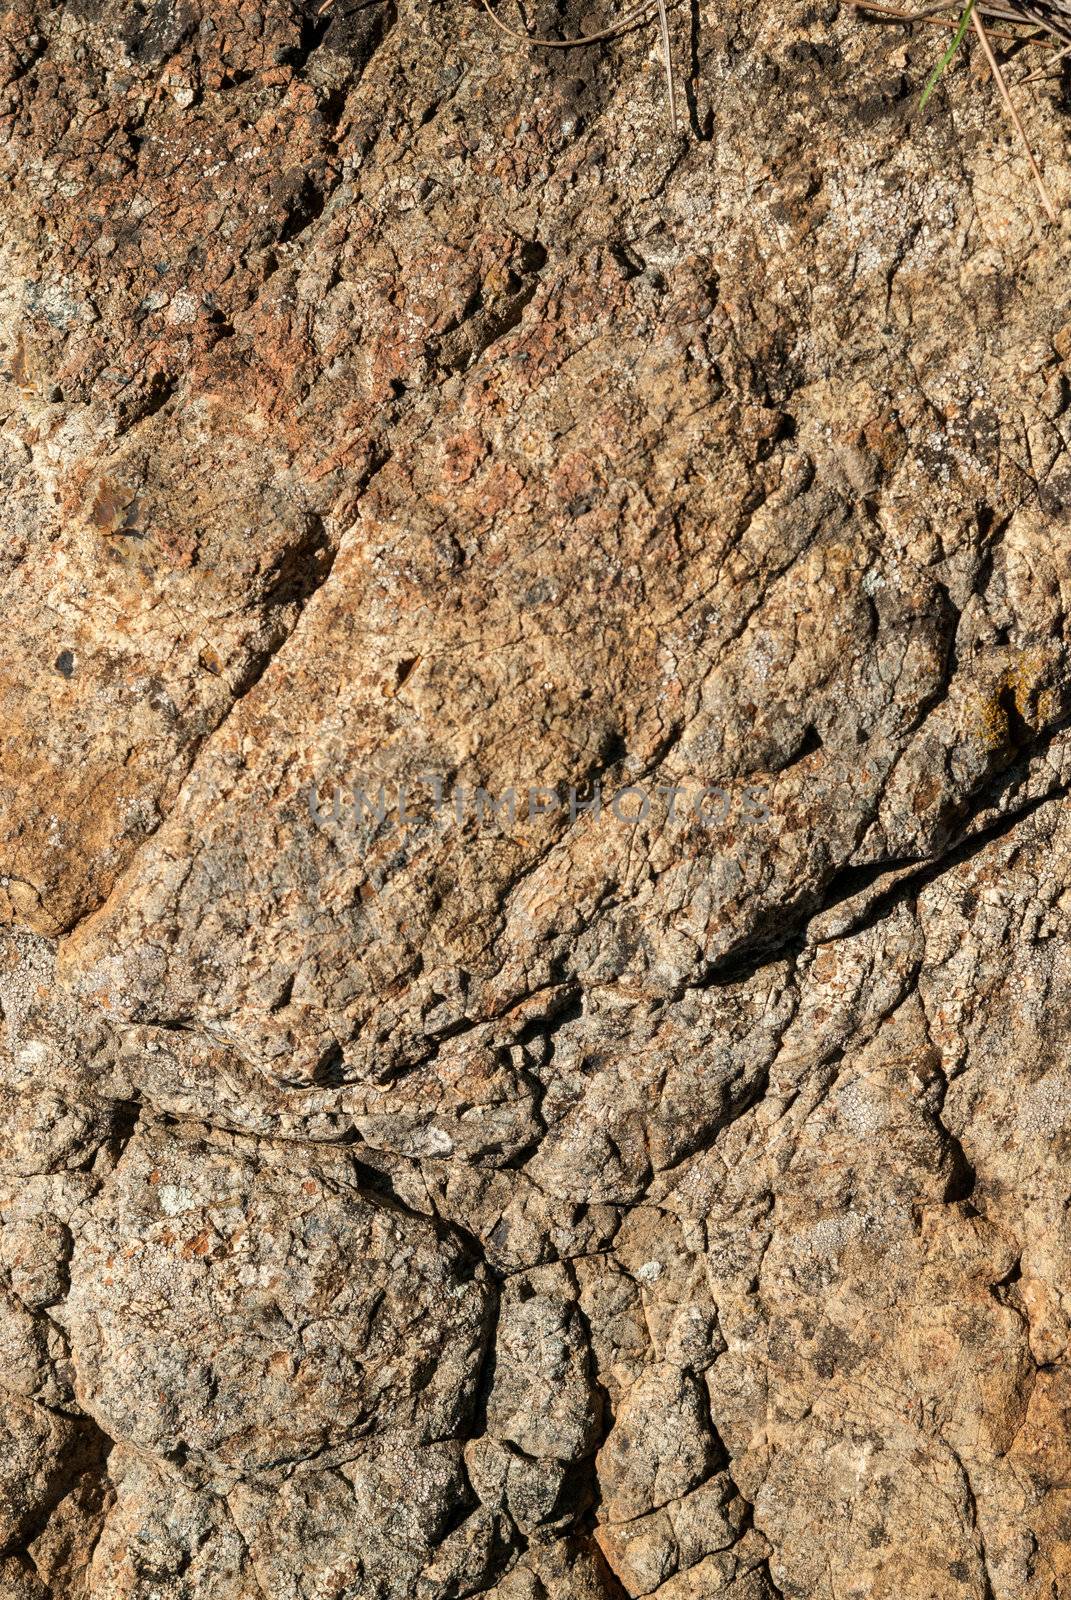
[114,372,179,434]
[769,722,822,774]
[277,167,344,247]
[284,0,336,75]
[814,758,1071,950]
[760,1556,786,1598]
[432,240,548,372]
[928,1053,977,1205]
[2,1411,113,1566]
[3,28,50,90]
[556,1276,613,1541]
[684,0,714,140]
[948,1444,999,1600]
[682,722,1071,998]
[292,0,398,83]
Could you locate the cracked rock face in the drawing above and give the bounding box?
[63,1127,492,1476]
[4,0,1071,1594]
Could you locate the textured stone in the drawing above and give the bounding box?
[5,0,1071,1591]
[63,1126,491,1478]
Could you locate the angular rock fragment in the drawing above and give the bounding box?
[63,1127,492,1478]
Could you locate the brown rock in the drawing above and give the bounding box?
[5,0,1071,1592]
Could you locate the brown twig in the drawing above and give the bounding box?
[856,0,1061,218]
[970,2,1058,219]
[476,0,679,134]
[320,0,680,131]
[475,0,658,49]
[1019,34,1071,76]
[850,1,1025,42]
[655,0,679,134]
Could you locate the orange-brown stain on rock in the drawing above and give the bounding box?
[88,478,137,535]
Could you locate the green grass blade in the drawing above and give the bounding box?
[918,0,976,111]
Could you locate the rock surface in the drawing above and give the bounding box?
[4,0,1071,1593]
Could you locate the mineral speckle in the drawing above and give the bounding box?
[4,0,1071,1592]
